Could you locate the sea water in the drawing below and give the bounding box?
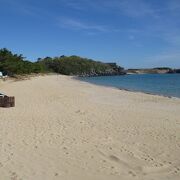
[79,74,180,98]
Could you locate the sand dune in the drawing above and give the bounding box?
[0,75,180,180]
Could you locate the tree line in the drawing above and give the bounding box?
[0,48,125,76]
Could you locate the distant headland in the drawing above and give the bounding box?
[126,67,180,74]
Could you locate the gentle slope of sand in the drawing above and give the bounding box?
[0,75,180,180]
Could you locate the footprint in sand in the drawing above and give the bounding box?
[99,150,178,177]
[109,155,121,162]
[128,170,136,177]
[75,109,86,115]
[0,162,3,167]
[9,170,22,180]
[108,155,137,177]
[173,166,180,175]
[98,150,140,173]
[142,163,173,174]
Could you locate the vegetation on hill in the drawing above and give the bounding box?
[2,48,178,77]
[38,56,125,76]
[0,48,125,76]
[0,48,45,76]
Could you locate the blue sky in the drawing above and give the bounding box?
[0,0,180,68]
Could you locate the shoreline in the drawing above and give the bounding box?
[1,74,177,99]
[74,76,178,99]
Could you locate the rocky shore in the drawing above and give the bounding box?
[78,63,126,77]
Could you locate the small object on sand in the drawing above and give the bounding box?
[0,95,15,108]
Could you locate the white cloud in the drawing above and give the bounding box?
[57,17,108,32]
[61,0,159,18]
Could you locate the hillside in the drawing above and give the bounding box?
[37,56,125,76]
[0,48,125,77]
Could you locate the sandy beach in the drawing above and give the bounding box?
[0,75,180,180]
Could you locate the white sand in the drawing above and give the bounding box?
[0,75,180,180]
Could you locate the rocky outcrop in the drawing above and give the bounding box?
[79,63,126,77]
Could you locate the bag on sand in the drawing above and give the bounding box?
[0,96,15,108]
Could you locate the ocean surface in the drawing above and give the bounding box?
[79,74,180,98]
